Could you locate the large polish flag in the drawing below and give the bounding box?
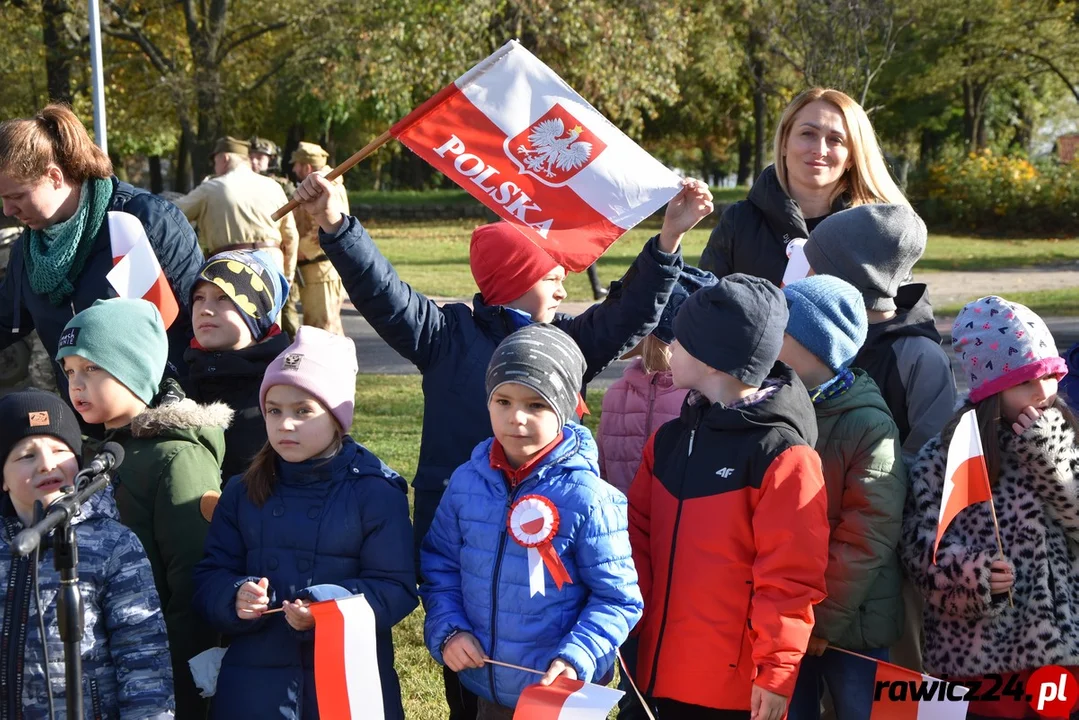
[513,676,623,720]
[309,595,383,719]
[934,408,993,562]
[390,40,682,272]
[106,212,180,329]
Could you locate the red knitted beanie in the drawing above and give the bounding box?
[469,223,560,307]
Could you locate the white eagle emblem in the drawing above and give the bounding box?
[516,119,593,179]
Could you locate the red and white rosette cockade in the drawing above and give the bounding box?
[508,495,573,597]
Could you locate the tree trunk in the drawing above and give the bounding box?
[149,155,164,194]
[192,65,224,182]
[737,137,753,185]
[41,0,74,103]
[176,118,195,192]
[749,29,767,180]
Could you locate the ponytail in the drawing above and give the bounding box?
[242,442,279,507]
[0,104,112,184]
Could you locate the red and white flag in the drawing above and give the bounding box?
[870,658,969,719]
[390,40,682,271]
[106,212,179,329]
[513,676,623,720]
[934,408,993,563]
[309,594,383,720]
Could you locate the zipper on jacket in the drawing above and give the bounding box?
[1,555,31,720]
[88,677,103,720]
[485,453,570,703]
[645,428,695,693]
[644,377,657,439]
[487,499,512,702]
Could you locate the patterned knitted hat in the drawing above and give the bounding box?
[952,296,1066,403]
[485,324,586,429]
[193,250,288,341]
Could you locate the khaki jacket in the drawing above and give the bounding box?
[296,174,349,284]
[174,166,298,277]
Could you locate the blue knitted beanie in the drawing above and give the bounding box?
[783,276,867,372]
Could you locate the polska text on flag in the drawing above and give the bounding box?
[513,676,624,720]
[390,40,682,272]
[106,212,180,329]
[309,594,383,720]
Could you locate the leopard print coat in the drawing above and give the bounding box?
[900,404,1079,677]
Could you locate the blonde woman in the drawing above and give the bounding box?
[700,87,907,286]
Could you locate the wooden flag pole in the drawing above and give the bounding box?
[617,648,657,720]
[985,496,1015,608]
[271,129,394,221]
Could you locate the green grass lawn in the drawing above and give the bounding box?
[351,219,1079,303]
[352,376,607,718]
[937,288,1079,317]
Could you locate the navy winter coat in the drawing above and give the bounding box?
[0,490,174,719]
[320,216,681,554]
[420,424,643,707]
[0,178,203,393]
[192,437,418,719]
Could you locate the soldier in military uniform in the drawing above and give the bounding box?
[250,136,300,339]
[291,142,349,335]
[173,137,298,289]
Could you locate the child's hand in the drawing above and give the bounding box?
[989,559,1015,594]
[805,637,828,656]
[658,178,714,253]
[540,658,577,686]
[282,599,315,631]
[443,632,487,672]
[1012,405,1043,436]
[235,577,270,619]
[751,685,788,720]
[294,172,346,235]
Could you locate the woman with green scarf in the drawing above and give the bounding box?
[0,104,203,399]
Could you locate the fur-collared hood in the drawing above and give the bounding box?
[901,403,1079,676]
[130,398,233,439]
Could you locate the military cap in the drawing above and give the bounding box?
[212,136,250,157]
[290,141,329,167]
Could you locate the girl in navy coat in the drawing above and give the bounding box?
[193,326,418,719]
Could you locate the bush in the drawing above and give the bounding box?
[912,150,1079,235]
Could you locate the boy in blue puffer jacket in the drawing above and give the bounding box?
[420,324,643,718]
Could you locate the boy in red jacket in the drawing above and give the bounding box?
[628,274,830,720]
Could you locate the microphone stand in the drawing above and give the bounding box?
[12,469,114,719]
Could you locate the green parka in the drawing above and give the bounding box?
[811,370,907,650]
[107,397,232,718]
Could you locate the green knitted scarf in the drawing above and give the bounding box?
[24,177,114,306]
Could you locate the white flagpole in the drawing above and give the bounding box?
[87,0,107,154]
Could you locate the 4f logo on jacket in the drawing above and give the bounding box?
[715,467,735,478]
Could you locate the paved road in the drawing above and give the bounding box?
[344,298,1079,394]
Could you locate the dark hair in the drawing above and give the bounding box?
[242,429,344,507]
[0,104,112,184]
[941,394,1079,486]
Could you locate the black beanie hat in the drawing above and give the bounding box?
[673,274,787,387]
[0,390,83,467]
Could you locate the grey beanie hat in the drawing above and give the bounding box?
[485,324,586,429]
[803,204,927,312]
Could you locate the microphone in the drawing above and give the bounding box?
[82,442,125,478]
[11,443,126,557]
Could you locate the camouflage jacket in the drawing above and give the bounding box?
[0,489,174,719]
